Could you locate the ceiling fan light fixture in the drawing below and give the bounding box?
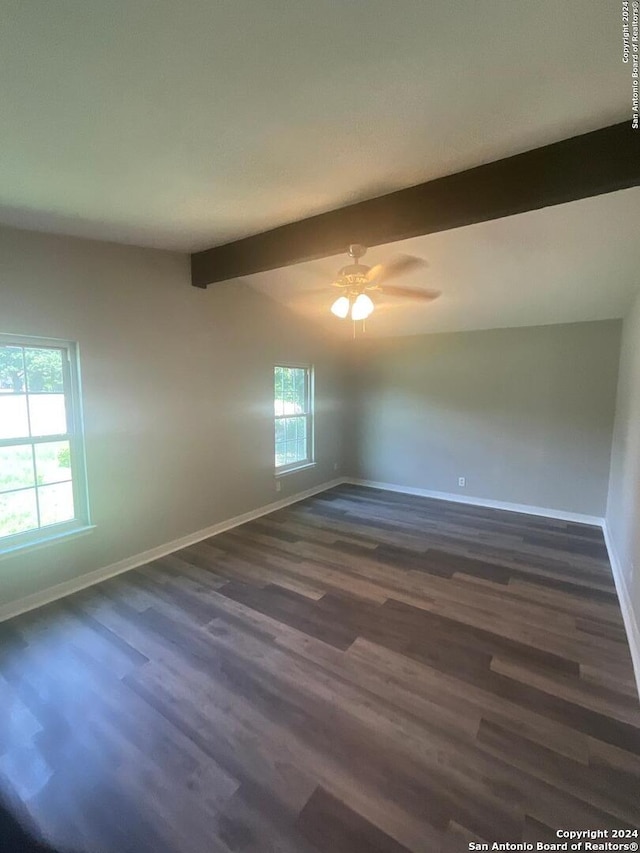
[351,292,374,321]
[330,295,350,318]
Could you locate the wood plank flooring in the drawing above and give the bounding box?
[0,484,638,852]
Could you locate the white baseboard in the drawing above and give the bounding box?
[0,477,347,624]
[602,522,640,699]
[345,478,604,526]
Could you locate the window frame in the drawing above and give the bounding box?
[0,333,92,557]
[274,363,315,476]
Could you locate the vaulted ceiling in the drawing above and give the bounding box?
[0,1,630,252]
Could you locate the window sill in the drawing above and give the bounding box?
[0,524,96,560]
[275,462,317,478]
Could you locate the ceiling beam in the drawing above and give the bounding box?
[191,123,639,288]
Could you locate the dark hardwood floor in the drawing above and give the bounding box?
[1,484,638,852]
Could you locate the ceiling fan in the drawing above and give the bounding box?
[326,244,440,323]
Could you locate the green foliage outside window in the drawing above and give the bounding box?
[0,346,63,393]
[57,445,71,468]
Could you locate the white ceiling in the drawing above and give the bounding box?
[244,189,640,337]
[0,1,629,252]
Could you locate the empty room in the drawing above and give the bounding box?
[1,2,639,851]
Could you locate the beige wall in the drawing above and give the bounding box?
[607,290,640,641]
[349,321,621,517]
[0,226,346,607]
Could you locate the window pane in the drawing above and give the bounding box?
[275,367,307,415]
[275,420,285,444]
[283,368,292,405]
[276,435,307,467]
[0,488,38,537]
[28,394,67,436]
[24,348,64,393]
[0,445,35,492]
[297,416,307,461]
[274,367,284,416]
[293,368,305,410]
[34,441,71,486]
[38,481,75,527]
[281,367,290,402]
[283,368,303,411]
[284,417,298,442]
[0,394,29,440]
[0,346,26,392]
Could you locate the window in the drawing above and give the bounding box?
[0,335,90,553]
[274,365,314,473]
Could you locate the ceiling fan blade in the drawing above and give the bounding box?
[365,263,384,283]
[381,285,441,302]
[370,254,427,284]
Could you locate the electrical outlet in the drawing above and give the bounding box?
[333,462,339,471]
[275,480,282,493]
[458,477,466,487]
